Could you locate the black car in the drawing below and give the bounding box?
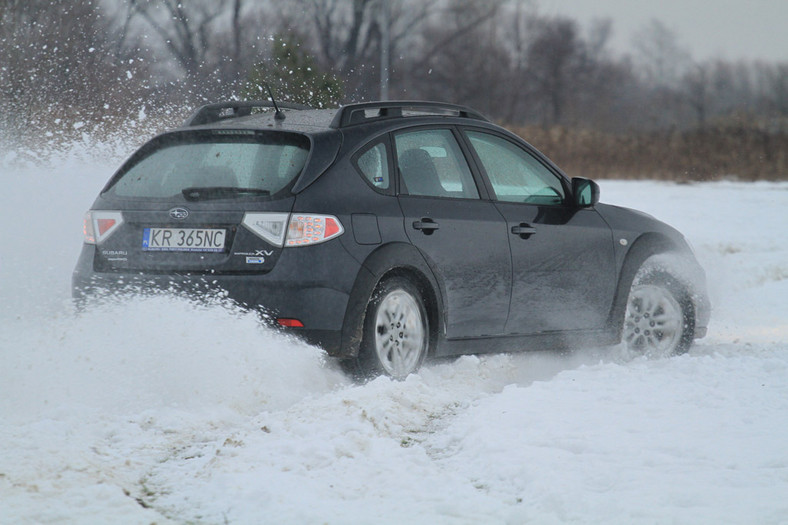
[73,100,710,378]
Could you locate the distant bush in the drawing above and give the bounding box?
[510,125,788,181]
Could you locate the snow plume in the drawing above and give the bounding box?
[1,294,346,425]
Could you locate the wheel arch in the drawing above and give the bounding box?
[608,232,693,338]
[338,242,443,358]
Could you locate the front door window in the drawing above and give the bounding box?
[466,131,564,205]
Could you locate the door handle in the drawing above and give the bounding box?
[511,223,536,238]
[413,218,440,234]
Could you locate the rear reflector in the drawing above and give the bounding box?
[277,318,304,328]
[83,211,124,244]
[324,217,341,238]
[96,219,117,236]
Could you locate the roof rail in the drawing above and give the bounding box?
[183,100,312,127]
[330,100,489,129]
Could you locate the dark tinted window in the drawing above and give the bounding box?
[106,131,310,199]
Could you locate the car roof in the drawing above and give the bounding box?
[179,100,491,135]
[182,108,336,134]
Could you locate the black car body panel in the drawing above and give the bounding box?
[398,194,512,338]
[496,202,617,335]
[73,100,710,362]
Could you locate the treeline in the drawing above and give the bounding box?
[1,0,786,179]
[516,126,787,181]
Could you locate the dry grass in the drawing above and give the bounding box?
[508,125,788,181]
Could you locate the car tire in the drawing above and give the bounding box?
[355,276,430,380]
[622,267,695,358]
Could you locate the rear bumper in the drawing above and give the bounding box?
[72,242,360,356]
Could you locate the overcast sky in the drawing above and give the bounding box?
[538,0,788,63]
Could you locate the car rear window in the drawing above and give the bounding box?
[105,131,310,199]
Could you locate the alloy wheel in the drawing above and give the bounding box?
[373,288,427,379]
[624,284,685,357]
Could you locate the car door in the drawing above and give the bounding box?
[394,127,512,339]
[462,129,617,335]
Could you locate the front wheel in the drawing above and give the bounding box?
[623,269,695,358]
[357,276,430,380]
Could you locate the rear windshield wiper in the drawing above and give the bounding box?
[182,186,271,201]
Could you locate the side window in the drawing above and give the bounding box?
[466,131,565,205]
[394,129,479,199]
[354,141,391,192]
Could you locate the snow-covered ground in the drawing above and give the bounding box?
[1,146,787,524]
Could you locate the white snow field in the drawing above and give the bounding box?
[1,146,787,524]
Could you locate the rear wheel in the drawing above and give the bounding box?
[357,276,429,380]
[623,268,694,358]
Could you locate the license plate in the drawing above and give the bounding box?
[142,228,226,252]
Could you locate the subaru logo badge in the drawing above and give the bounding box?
[169,207,189,220]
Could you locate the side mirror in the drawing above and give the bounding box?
[572,177,600,207]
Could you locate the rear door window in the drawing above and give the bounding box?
[394,129,480,199]
[105,131,310,200]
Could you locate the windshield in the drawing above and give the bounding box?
[105,131,310,200]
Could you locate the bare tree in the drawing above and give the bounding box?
[0,0,153,149]
[571,21,640,132]
[682,64,710,128]
[406,0,509,115]
[525,16,583,126]
[760,63,788,131]
[497,0,537,122]
[278,0,438,99]
[129,0,228,78]
[125,0,277,100]
[1,0,784,156]
[632,19,691,88]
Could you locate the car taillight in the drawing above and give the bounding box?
[276,318,304,328]
[83,211,123,244]
[242,213,344,248]
[285,215,344,247]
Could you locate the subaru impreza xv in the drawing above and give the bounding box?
[73,100,710,378]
